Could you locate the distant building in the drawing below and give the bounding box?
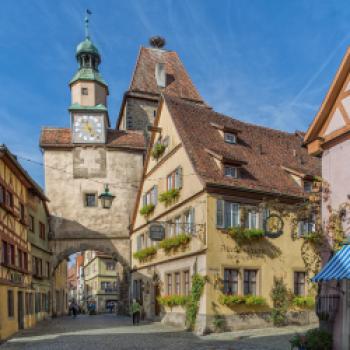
[67,264,77,302]
[76,254,85,305]
[83,250,120,313]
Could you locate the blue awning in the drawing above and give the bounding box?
[313,245,350,282]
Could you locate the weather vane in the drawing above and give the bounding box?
[85,9,92,39]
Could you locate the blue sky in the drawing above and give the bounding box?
[1,0,350,186]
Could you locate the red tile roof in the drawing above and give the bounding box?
[40,128,146,150]
[163,95,321,198]
[129,47,203,102]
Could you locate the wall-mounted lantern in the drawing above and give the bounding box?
[98,184,115,209]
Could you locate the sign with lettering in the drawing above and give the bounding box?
[264,214,284,238]
[149,223,165,241]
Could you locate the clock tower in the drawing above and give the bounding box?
[69,14,109,144]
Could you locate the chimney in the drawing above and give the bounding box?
[155,62,166,88]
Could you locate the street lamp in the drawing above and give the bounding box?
[98,184,115,209]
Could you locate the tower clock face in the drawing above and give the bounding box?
[73,115,105,143]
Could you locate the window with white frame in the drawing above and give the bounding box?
[224,132,237,144]
[174,216,181,235]
[184,208,195,234]
[245,209,259,229]
[224,165,238,178]
[223,268,238,295]
[143,186,158,207]
[298,213,316,237]
[216,200,240,228]
[167,167,183,190]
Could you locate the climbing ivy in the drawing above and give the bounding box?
[185,274,206,330]
[270,277,290,326]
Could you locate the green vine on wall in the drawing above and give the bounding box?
[270,277,290,326]
[185,274,206,330]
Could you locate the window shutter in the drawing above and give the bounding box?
[190,207,195,234]
[153,186,158,205]
[216,199,225,228]
[136,235,141,251]
[175,167,183,189]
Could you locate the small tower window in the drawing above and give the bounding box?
[81,88,88,96]
[224,132,237,144]
[85,193,96,207]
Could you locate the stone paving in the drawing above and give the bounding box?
[0,314,316,350]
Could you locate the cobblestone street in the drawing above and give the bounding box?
[0,314,316,350]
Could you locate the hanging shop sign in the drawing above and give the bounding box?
[263,214,284,238]
[149,223,165,241]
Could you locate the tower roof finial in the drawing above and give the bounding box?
[85,9,92,39]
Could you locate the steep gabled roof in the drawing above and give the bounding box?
[304,47,350,145]
[129,47,203,102]
[163,95,320,198]
[40,128,146,150]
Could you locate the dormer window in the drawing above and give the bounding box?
[224,132,237,144]
[224,165,238,178]
[303,181,313,193]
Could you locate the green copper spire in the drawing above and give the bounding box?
[70,10,107,88]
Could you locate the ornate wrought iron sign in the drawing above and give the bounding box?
[263,214,284,238]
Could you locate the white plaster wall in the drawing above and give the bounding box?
[44,148,143,239]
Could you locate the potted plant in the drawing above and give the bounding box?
[290,329,332,350]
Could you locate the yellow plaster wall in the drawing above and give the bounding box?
[134,102,204,230]
[205,194,315,316]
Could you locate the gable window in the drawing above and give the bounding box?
[5,191,13,209]
[106,262,115,270]
[167,167,183,190]
[29,215,35,232]
[304,181,313,193]
[294,272,305,296]
[143,186,158,207]
[224,132,237,144]
[224,165,238,178]
[223,268,238,295]
[0,185,4,205]
[81,87,88,95]
[85,193,96,207]
[217,200,240,228]
[244,269,257,295]
[39,222,46,240]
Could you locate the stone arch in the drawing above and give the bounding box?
[50,238,130,274]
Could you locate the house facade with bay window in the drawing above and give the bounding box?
[130,94,321,333]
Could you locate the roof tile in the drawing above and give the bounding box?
[163,95,321,198]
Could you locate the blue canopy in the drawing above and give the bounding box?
[313,245,350,282]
